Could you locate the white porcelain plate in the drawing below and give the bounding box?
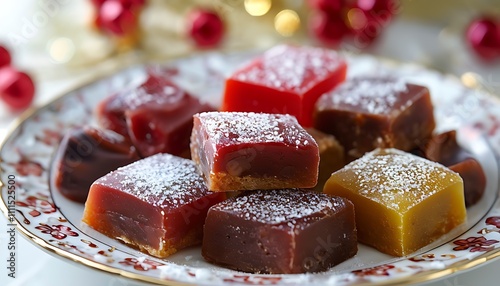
[1,51,500,286]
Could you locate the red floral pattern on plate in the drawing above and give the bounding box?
[16,193,56,217]
[409,253,457,262]
[352,264,395,277]
[14,159,44,176]
[119,258,165,271]
[486,217,500,228]
[453,236,499,252]
[36,128,63,146]
[35,223,79,239]
[222,275,282,284]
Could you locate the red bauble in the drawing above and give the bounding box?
[0,66,35,111]
[91,0,145,9]
[308,0,397,47]
[0,45,11,68]
[309,0,345,13]
[355,0,396,25]
[356,0,396,13]
[466,17,500,60]
[310,11,351,46]
[187,8,225,47]
[90,0,106,7]
[97,0,138,36]
[119,0,146,10]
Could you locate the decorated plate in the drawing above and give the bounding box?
[1,50,500,286]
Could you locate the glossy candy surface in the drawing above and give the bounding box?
[191,112,320,191]
[82,154,226,258]
[222,45,347,127]
[53,126,140,203]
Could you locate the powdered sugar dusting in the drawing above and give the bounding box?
[234,45,344,94]
[110,75,186,110]
[338,148,462,212]
[94,153,209,208]
[211,189,348,225]
[317,77,410,114]
[195,112,317,147]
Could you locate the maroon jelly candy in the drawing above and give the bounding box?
[202,189,357,274]
[52,126,140,203]
[96,73,214,158]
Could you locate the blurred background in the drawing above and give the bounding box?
[0,0,500,285]
[0,1,499,75]
[0,0,499,116]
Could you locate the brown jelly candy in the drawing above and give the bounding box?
[314,76,435,160]
[423,130,486,207]
[306,128,345,192]
[202,189,357,274]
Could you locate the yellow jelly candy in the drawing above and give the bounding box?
[323,148,466,256]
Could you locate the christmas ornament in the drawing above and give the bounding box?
[186,8,225,48]
[466,16,500,60]
[310,10,351,46]
[90,0,146,50]
[0,45,11,68]
[0,66,35,111]
[309,0,344,14]
[96,0,139,36]
[308,0,398,48]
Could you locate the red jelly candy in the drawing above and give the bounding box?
[190,112,320,191]
[221,45,347,127]
[82,153,227,258]
[96,73,214,158]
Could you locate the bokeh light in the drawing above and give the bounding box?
[244,0,272,17]
[274,9,300,37]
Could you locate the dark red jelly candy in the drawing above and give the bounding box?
[52,126,140,203]
[96,73,214,158]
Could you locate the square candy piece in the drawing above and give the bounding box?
[324,148,466,257]
[306,128,345,192]
[420,130,486,207]
[82,154,226,258]
[202,189,357,274]
[190,112,320,191]
[96,73,214,158]
[53,126,140,203]
[222,45,347,127]
[314,76,435,159]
